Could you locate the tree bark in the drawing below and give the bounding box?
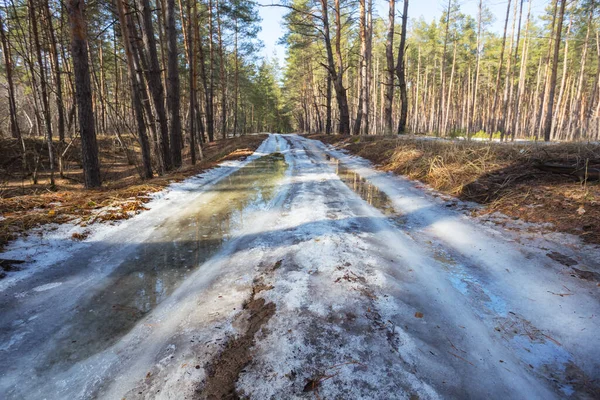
[116,0,153,179]
[137,0,172,172]
[166,0,183,165]
[326,73,332,134]
[67,0,101,188]
[29,0,55,185]
[42,0,65,144]
[186,0,196,164]
[353,0,366,135]
[332,0,350,135]
[383,0,395,134]
[0,10,20,141]
[543,0,567,141]
[216,0,226,138]
[396,0,409,134]
[490,0,512,136]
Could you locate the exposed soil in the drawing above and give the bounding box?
[199,273,277,400]
[0,135,267,251]
[310,134,600,245]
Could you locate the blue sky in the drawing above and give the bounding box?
[257,0,547,66]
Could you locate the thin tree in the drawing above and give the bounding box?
[166,0,182,166]
[0,9,20,141]
[137,0,172,172]
[116,0,153,179]
[383,0,395,134]
[396,0,409,134]
[66,0,101,188]
[29,0,55,185]
[353,0,367,135]
[543,0,567,141]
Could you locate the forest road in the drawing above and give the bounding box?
[0,134,599,399]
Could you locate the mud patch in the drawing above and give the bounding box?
[547,251,578,267]
[0,259,24,279]
[199,277,276,399]
[570,267,600,282]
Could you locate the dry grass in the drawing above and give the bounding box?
[0,135,267,251]
[310,134,600,244]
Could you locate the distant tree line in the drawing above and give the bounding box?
[280,0,600,142]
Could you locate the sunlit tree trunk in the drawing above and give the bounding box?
[396,0,409,134]
[383,0,395,134]
[543,0,567,141]
[67,0,101,188]
[166,0,183,166]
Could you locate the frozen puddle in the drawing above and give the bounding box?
[327,155,407,228]
[44,153,287,370]
[0,151,288,398]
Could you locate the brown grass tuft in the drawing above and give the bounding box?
[310,134,600,244]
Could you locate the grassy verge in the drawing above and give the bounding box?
[310,134,600,245]
[0,135,267,251]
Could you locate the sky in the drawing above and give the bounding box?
[257,0,548,67]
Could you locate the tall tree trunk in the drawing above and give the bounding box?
[29,0,55,185]
[166,0,182,166]
[333,0,350,134]
[436,0,452,134]
[319,0,348,135]
[383,0,395,134]
[233,14,239,136]
[197,29,212,142]
[543,0,567,141]
[535,0,558,140]
[67,0,101,188]
[42,0,65,144]
[216,0,226,138]
[469,0,483,136]
[353,0,366,135]
[572,0,594,139]
[511,0,532,140]
[207,0,215,141]
[363,0,372,135]
[116,0,153,179]
[186,0,196,164]
[137,0,172,172]
[0,10,20,141]
[500,0,520,140]
[396,0,409,134]
[490,0,512,136]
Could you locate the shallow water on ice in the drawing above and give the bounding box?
[41,153,288,370]
[327,156,407,229]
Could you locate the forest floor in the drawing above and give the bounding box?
[0,134,599,399]
[0,135,267,252]
[310,134,600,245]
